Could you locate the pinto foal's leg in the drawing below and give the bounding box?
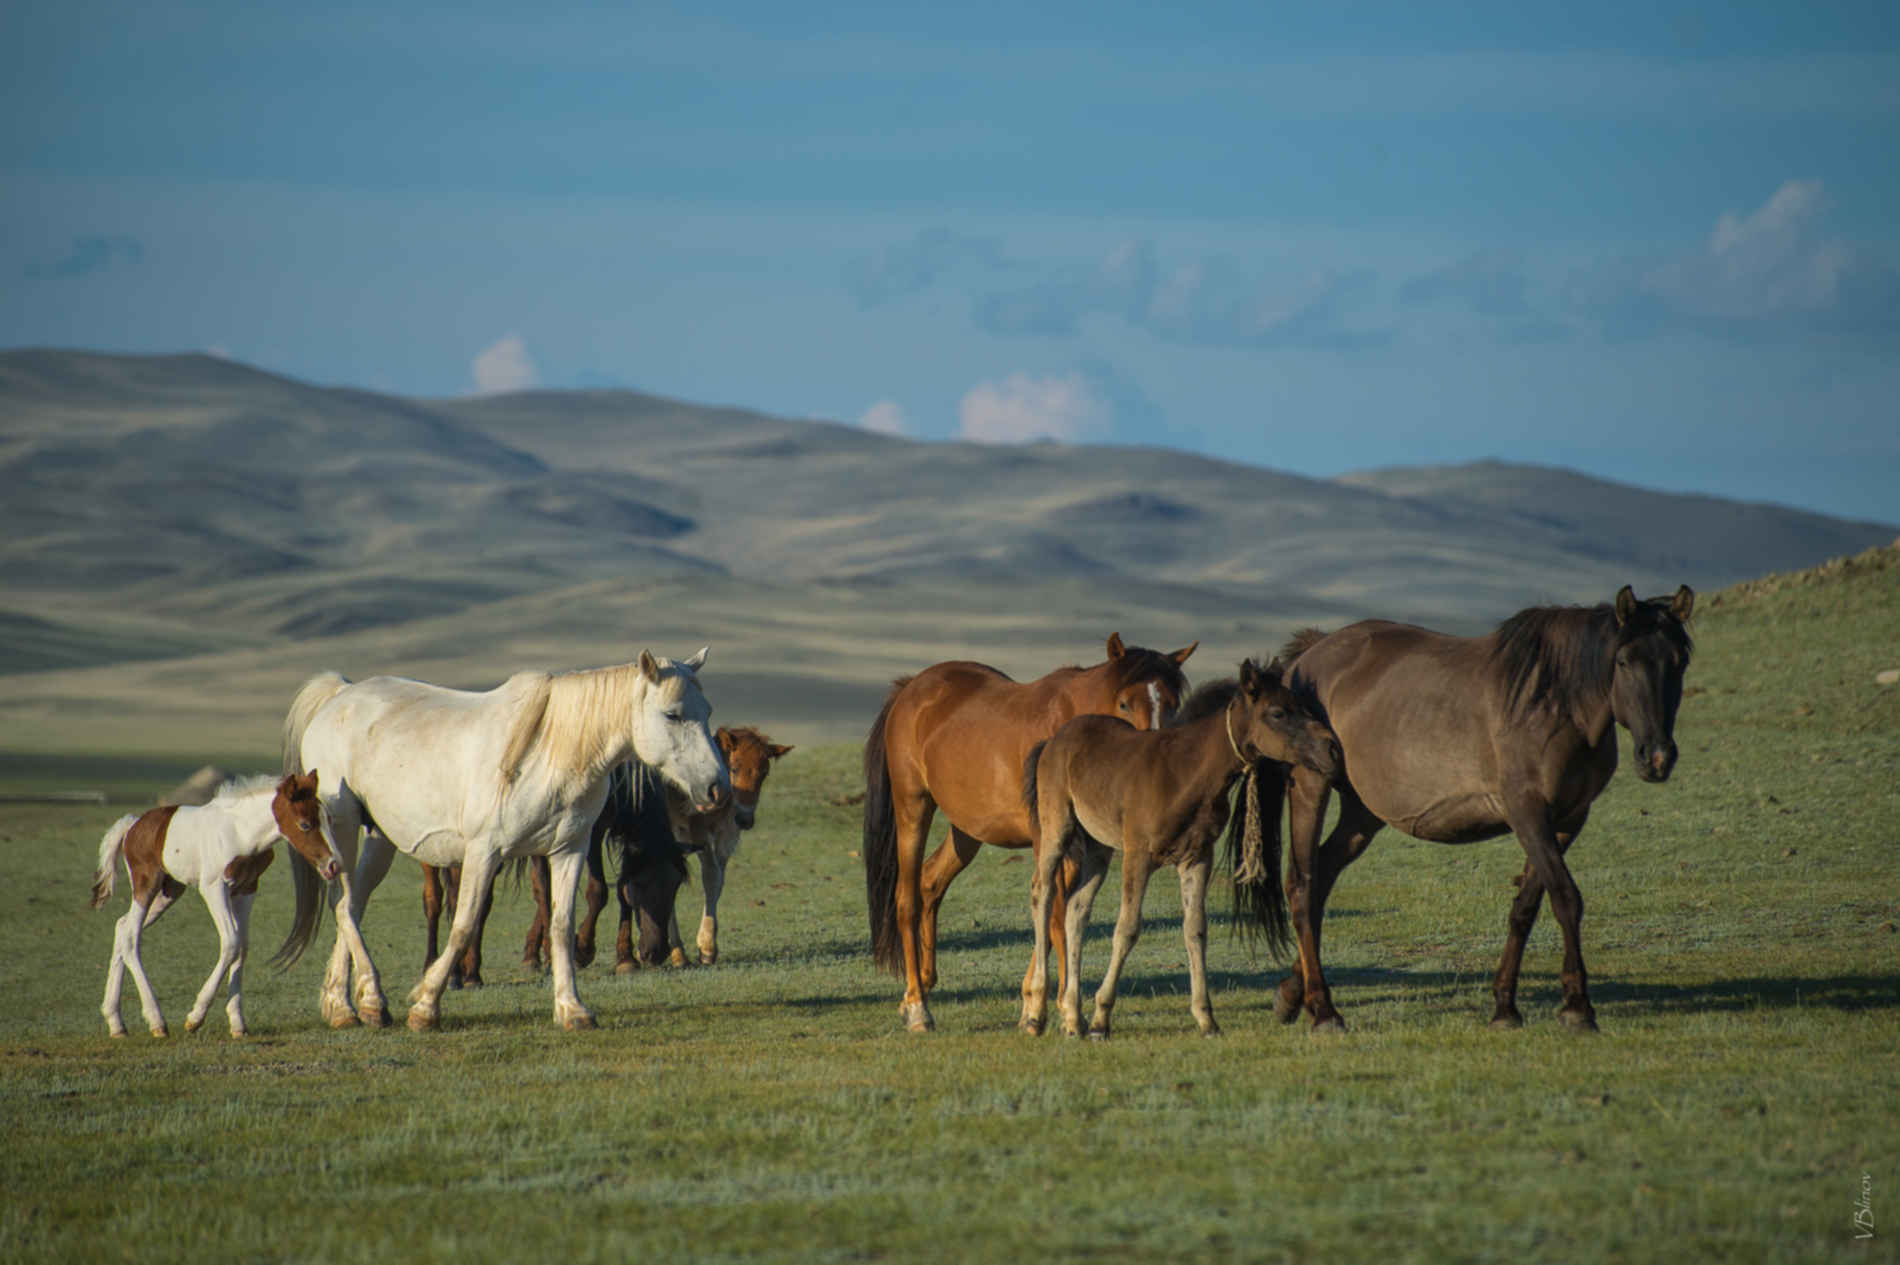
[117,882,179,1038]
[1177,854,1219,1037]
[185,880,243,1035]
[224,886,257,1036]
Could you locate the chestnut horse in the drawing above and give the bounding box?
[1022,659,1341,1039]
[1276,585,1694,1033]
[864,633,1196,1032]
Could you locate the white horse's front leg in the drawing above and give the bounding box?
[695,850,726,966]
[185,881,241,1035]
[547,848,594,1030]
[409,846,499,1031]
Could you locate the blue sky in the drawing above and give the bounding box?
[5,1,1897,522]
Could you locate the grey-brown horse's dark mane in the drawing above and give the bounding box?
[1492,600,1692,716]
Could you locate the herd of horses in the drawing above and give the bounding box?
[89,583,1695,1041]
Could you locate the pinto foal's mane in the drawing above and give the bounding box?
[207,773,284,802]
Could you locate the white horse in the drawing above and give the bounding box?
[279,649,731,1032]
[90,771,367,1038]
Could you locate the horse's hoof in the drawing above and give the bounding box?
[1274,989,1304,1024]
[616,959,640,975]
[900,1002,935,1033]
[150,1026,168,1039]
[1489,1010,1525,1031]
[698,951,717,967]
[1020,1017,1045,1037]
[328,1010,360,1030]
[1310,1015,1348,1036]
[575,948,596,970]
[1087,1029,1110,1042]
[562,1012,597,1032]
[184,1015,204,1034]
[363,1005,392,1029]
[1200,1023,1223,1039]
[107,1028,126,1039]
[1559,1009,1599,1034]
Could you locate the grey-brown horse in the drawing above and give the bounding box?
[1021,659,1341,1039]
[1277,585,1694,1033]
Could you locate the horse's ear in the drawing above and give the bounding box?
[297,769,319,795]
[1670,584,1695,622]
[716,728,737,753]
[683,646,710,672]
[1239,658,1261,696]
[770,743,794,759]
[1106,632,1126,660]
[276,773,298,797]
[639,650,662,682]
[1171,641,1198,665]
[1613,585,1637,626]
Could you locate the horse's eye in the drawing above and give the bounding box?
[1269,707,1286,721]
[1118,700,1130,710]
[299,819,316,832]
[665,709,684,722]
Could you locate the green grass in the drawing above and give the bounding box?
[4,550,1897,1264]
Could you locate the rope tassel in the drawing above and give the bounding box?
[1232,766,1267,887]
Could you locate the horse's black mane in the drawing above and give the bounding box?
[1171,677,1239,728]
[1106,644,1191,701]
[1492,600,1692,715]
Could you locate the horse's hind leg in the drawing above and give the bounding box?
[919,826,982,991]
[1281,775,1381,1032]
[890,790,939,1032]
[1088,846,1155,1040]
[1057,843,1110,1038]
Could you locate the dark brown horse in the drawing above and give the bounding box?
[1021,660,1341,1039]
[864,633,1197,1032]
[1276,585,1694,1033]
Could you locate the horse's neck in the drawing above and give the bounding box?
[199,790,281,862]
[1160,708,1244,797]
[1038,662,1111,722]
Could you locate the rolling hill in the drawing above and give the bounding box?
[0,348,1891,755]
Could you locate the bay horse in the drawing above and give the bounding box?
[864,633,1197,1032]
[1276,585,1694,1033]
[1021,659,1341,1039]
[89,771,369,1038]
[279,649,730,1032]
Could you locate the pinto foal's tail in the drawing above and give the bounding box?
[862,679,909,976]
[1225,762,1293,960]
[273,671,352,969]
[89,813,139,909]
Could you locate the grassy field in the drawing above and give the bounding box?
[2,549,1895,1264]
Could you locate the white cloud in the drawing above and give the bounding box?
[471,332,538,395]
[857,399,910,435]
[957,372,1109,444]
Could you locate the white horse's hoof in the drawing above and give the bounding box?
[406,1006,437,1032]
[561,1010,597,1032]
[149,1025,169,1039]
[329,1010,361,1030]
[184,1015,205,1034]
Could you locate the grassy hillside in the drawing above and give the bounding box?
[0,544,1893,1264]
[2,349,1893,756]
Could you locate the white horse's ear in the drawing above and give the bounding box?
[683,646,710,672]
[639,650,662,682]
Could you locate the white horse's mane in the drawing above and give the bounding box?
[499,662,684,784]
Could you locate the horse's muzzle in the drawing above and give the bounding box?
[1636,742,1677,783]
[319,858,342,881]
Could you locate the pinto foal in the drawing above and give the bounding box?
[90,771,348,1038]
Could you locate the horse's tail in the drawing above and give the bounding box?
[282,671,351,775]
[1021,741,1047,818]
[1225,762,1292,960]
[1280,627,1330,666]
[862,678,910,976]
[89,813,139,908]
[272,851,331,969]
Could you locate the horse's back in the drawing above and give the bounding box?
[1289,620,1511,839]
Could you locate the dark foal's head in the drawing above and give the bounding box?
[1104,632,1198,730]
[272,771,341,880]
[620,829,690,966]
[716,726,794,832]
[1234,658,1342,780]
[1609,585,1695,783]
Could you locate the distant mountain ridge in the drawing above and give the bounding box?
[0,348,1892,751]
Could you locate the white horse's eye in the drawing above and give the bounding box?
[665,709,684,722]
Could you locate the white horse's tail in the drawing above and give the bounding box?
[273,671,351,968]
[282,670,352,775]
[89,813,139,909]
